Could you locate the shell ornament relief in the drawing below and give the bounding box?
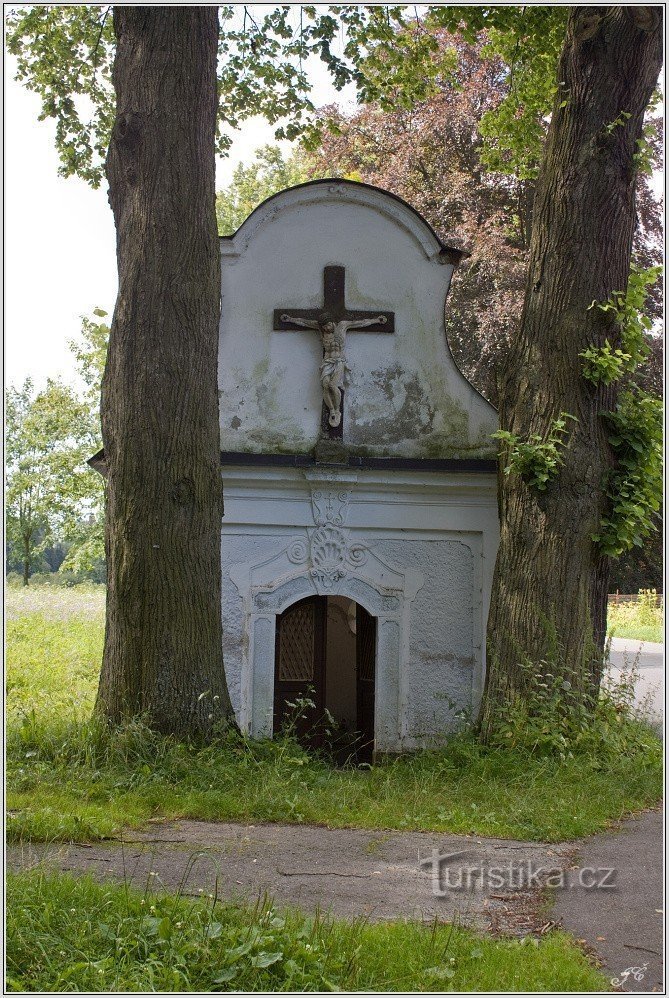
[310,525,347,590]
[284,485,368,593]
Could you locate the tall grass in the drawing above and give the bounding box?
[607,589,663,642]
[6,589,663,844]
[6,871,608,992]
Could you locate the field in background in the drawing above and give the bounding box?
[7,583,662,640]
[607,590,663,643]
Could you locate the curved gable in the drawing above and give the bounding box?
[218,179,497,460]
[220,179,467,265]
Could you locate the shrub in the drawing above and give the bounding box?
[487,648,657,761]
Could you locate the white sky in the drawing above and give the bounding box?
[4,50,350,390]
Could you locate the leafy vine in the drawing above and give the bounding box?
[493,413,576,491]
[595,389,662,557]
[581,265,663,556]
[580,264,661,384]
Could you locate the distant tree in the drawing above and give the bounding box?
[216,145,318,235]
[6,379,93,585]
[53,308,112,581]
[69,308,110,416]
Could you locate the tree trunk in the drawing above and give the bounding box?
[22,534,30,586]
[480,7,662,737]
[96,7,235,737]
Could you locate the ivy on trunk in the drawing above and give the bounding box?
[480,6,663,739]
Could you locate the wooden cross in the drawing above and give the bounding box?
[274,265,394,438]
[273,265,394,334]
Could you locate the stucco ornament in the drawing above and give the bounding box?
[280,311,387,427]
[310,487,350,526]
[309,524,348,590]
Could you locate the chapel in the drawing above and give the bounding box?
[218,179,500,756]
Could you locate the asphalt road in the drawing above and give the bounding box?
[607,637,664,727]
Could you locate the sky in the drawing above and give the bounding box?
[4,49,351,391]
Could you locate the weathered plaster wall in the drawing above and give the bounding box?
[220,464,499,751]
[376,539,476,742]
[219,182,497,459]
[220,532,280,717]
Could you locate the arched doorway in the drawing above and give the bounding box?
[273,595,376,760]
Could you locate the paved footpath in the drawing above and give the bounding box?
[553,809,663,993]
[8,809,663,992]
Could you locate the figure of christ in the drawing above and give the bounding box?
[280,311,387,427]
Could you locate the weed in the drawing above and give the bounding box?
[493,413,576,491]
[488,651,659,762]
[5,871,609,992]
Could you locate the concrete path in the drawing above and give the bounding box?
[8,822,572,935]
[553,809,663,993]
[607,638,664,727]
[8,810,663,991]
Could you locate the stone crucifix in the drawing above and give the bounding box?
[274,266,394,433]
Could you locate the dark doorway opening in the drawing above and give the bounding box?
[273,595,376,761]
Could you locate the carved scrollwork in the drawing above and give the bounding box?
[311,488,350,527]
[347,543,368,567]
[286,538,309,565]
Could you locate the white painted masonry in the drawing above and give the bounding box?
[219,181,498,459]
[218,181,500,752]
[222,465,498,752]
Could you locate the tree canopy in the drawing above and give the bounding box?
[7,5,579,186]
[6,379,94,584]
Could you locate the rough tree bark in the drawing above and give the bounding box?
[96,7,235,736]
[480,6,663,737]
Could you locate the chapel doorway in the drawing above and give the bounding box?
[273,595,376,760]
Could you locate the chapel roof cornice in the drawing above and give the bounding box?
[219,178,470,265]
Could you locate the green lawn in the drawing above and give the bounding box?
[6,587,663,844]
[608,622,663,642]
[6,871,608,992]
[607,592,663,643]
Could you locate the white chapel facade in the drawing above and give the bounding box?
[218,180,500,755]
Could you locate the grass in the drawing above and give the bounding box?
[607,590,663,643]
[6,587,663,844]
[608,622,663,642]
[6,870,609,992]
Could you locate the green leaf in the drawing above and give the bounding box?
[213,968,238,984]
[250,950,284,968]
